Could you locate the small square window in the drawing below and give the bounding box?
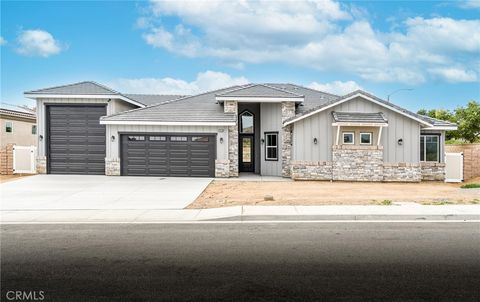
[32,125,37,135]
[149,136,166,141]
[170,136,187,142]
[343,132,354,144]
[192,136,209,142]
[360,132,372,145]
[5,121,12,133]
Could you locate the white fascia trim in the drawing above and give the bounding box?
[332,122,388,127]
[216,96,304,103]
[422,126,458,131]
[100,120,236,126]
[284,93,433,127]
[24,93,145,108]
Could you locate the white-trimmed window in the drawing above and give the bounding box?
[5,121,12,133]
[420,135,439,162]
[342,132,354,144]
[360,132,372,145]
[265,132,278,161]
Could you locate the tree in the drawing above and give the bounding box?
[417,108,457,140]
[454,101,480,143]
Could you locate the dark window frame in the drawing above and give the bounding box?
[239,110,255,134]
[5,121,12,133]
[264,131,279,161]
[32,125,37,135]
[420,133,440,163]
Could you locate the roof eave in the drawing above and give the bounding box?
[99,120,236,126]
[216,96,304,103]
[24,93,146,108]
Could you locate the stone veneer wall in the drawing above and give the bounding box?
[332,145,384,181]
[383,163,421,182]
[105,158,121,176]
[215,160,230,178]
[224,100,238,177]
[420,162,445,181]
[281,102,295,177]
[0,144,14,175]
[36,156,47,174]
[290,161,332,180]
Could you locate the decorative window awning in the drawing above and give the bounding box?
[331,112,388,127]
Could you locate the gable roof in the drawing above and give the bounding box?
[100,86,242,126]
[25,81,119,95]
[284,90,445,128]
[332,111,387,124]
[216,83,304,98]
[0,105,36,120]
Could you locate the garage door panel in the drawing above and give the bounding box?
[121,134,215,177]
[47,105,106,174]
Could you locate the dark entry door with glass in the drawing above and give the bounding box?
[239,135,254,172]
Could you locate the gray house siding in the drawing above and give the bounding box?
[293,96,421,163]
[260,103,282,176]
[106,124,228,161]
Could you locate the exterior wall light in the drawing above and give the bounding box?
[220,137,224,144]
[111,135,116,142]
[313,137,318,144]
[39,135,43,141]
[397,138,403,145]
[261,138,265,144]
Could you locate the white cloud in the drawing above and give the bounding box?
[16,29,63,57]
[139,1,480,84]
[308,80,363,95]
[109,70,249,95]
[428,67,478,83]
[0,36,6,45]
[459,0,480,9]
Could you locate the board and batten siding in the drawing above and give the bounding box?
[293,96,421,163]
[36,97,138,158]
[106,124,228,161]
[260,103,282,176]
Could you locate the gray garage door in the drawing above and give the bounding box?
[121,134,216,177]
[47,105,106,174]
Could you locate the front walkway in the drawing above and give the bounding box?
[0,175,212,210]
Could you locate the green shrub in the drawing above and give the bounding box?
[461,183,480,189]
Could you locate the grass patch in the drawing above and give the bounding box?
[423,200,454,205]
[461,183,480,189]
[381,200,393,205]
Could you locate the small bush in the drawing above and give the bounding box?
[461,183,480,189]
[381,200,393,205]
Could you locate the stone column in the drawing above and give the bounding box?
[224,101,238,177]
[36,156,47,174]
[0,144,15,175]
[281,101,295,177]
[105,158,121,176]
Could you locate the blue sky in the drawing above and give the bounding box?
[1,0,479,112]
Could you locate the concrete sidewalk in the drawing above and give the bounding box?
[1,204,479,223]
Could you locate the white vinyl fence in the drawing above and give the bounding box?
[13,145,36,174]
[445,152,463,183]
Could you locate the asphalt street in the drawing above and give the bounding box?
[1,222,479,301]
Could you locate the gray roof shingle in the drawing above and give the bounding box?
[217,84,304,98]
[25,81,120,95]
[124,94,186,106]
[101,86,242,124]
[332,111,388,124]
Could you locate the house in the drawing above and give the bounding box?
[0,104,37,174]
[25,81,456,181]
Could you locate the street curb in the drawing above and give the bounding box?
[208,215,480,221]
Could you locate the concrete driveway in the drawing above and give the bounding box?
[0,175,212,210]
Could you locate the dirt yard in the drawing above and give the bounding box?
[189,180,480,208]
[0,174,32,184]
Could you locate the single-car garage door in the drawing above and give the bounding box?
[47,105,106,174]
[121,134,216,177]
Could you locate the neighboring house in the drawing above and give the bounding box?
[1,104,37,148]
[25,81,456,181]
[0,104,37,174]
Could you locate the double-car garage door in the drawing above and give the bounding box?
[121,134,216,177]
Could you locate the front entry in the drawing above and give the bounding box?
[239,135,254,172]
